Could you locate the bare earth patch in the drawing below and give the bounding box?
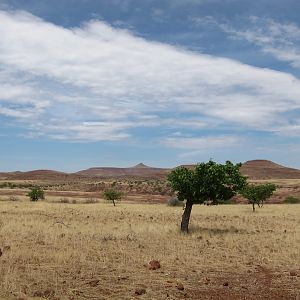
[0,203,299,299]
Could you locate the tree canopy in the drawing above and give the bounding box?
[103,189,122,206]
[168,160,246,233]
[240,183,276,212]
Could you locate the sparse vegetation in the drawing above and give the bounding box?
[240,183,276,212]
[167,197,183,207]
[283,196,300,204]
[103,189,122,206]
[27,187,45,201]
[0,202,298,300]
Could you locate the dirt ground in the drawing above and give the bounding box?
[0,201,299,299]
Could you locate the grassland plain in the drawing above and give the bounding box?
[0,202,299,300]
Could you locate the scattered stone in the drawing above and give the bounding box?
[118,275,129,280]
[290,270,298,276]
[87,279,99,287]
[148,260,161,270]
[223,282,229,287]
[0,249,2,257]
[176,282,184,291]
[135,288,146,295]
[33,289,55,298]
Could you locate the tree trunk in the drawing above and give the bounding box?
[252,202,255,212]
[181,200,193,233]
[112,199,116,206]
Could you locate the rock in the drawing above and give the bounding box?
[176,282,184,290]
[87,279,99,287]
[0,249,2,257]
[290,270,298,276]
[135,288,146,295]
[223,282,229,287]
[149,260,161,270]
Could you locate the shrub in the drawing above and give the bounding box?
[27,187,44,201]
[84,198,99,204]
[283,196,300,204]
[8,196,19,201]
[103,189,122,206]
[60,198,70,203]
[167,197,183,207]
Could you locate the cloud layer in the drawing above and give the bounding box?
[1,10,300,147]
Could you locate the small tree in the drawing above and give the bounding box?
[240,183,276,212]
[168,160,246,233]
[103,189,122,206]
[27,187,44,202]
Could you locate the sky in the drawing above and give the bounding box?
[1,0,300,171]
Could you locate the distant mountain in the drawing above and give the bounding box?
[132,163,151,168]
[176,160,300,180]
[75,164,169,179]
[2,170,79,180]
[1,160,300,181]
[240,160,300,179]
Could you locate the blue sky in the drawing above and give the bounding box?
[1,0,300,171]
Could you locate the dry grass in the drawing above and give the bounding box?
[0,202,299,299]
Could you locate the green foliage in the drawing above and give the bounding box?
[168,160,246,233]
[103,189,122,206]
[283,196,300,204]
[27,187,44,202]
[240,183,276,211]
[167,197,184,207]
[168,160,247,204]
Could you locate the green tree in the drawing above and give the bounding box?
[103,189,122,206]
[168,160,246,233]
[240,183,276,212]
[27,187,44,202]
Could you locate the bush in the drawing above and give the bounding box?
[60,198,70,203]
[167,197,183,207]
[84,198,99,204]
[8,196,19,201]
[218,199,235,205]
[103,189,122,206]
[27,187,44,201]
[283,196,300,204]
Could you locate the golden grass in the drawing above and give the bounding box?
[0,202,299,299]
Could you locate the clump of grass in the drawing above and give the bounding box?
[84,198,99,204]
[283,196,300,204]
[167,197,183,207]
[59,198,70,203]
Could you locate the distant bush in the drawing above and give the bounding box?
[283,196,300,204]
[84,198,99,204]
[8,196,19,202]
[167,197,183,207]
[27,187,44,202]
[218,199,235,205]
[103,189,122,206]
[60,198,70,203]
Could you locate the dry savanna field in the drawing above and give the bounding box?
[0,199,299,300]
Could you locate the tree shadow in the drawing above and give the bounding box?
[189,225,248,235]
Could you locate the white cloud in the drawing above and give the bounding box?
[164,135,241,150]
[1,10,300,144]
[216,17,300,68]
